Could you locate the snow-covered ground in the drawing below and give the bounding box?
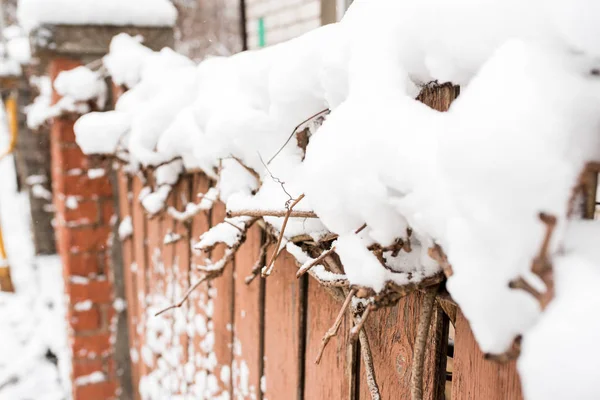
[0,106,70,399]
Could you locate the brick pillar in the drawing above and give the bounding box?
[49,58,122,399]
[29,23,174,400]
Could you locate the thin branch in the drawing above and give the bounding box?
[263,194,306,276]
[411,286,438,400]
[227,209,318,219]
[484,336,522,363]
[508,277,542,300]
[350,304,373,341]
[155,274,212,316]
[315,288,357,364]
[267,109,330,164]
[245,238,272,285]
[297,246,336,278]
[428,244,453,277]
[359,329,381,400]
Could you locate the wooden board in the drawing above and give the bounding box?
[359,293,448,399]
[188,174,213,396]
[209,200,236,398]
[452,310,523,400]
[304,280,353,399]
[116,170,140,399]
[171,177,192,394]
[232,225,264,399]
[263,249,305,400]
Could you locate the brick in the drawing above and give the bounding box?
[73,379,118,400]
[64,252,102,276]
[54,174,113,198]
[55,198,99,226]
[69,279,112,304]
[72,358,104,379]
[50,117,77,144]
[58,225,111,253]
[51,141,89,173]
[71,307,102,332]
[73,333,112,356]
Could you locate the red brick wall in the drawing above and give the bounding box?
[49,58,121,400]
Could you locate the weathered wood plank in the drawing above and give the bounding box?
[304,279,353,399]
[359,293,447,400]
[263,249,305,400]
[209,200,235,397]
[116,169,140,399]
[452,310,523,400]
[171,177,192,394]
[187,174,213,397]
[232,225,264,399]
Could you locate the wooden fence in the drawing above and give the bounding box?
[116,173,523,399]
[111,82,525,400]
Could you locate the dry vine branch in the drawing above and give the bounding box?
[245,237,273,285]
[428,244,453,277]
[263,194,306,276]
[315,288,357,364]
[267,108,331,164]
[155,273,214,316]
[297,246,336,278]
[350,303,373,341]
[359,329,382,400]
[484,336,522,363]
[227,209,318,218]
[411,285,439,400]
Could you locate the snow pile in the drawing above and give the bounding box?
[0,25,31,78]
[28,66,107,130]
[0,111,70,399]
[71,0,600,398]
[17,0,177,32]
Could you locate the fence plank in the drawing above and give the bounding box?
[188,174,213,397]
[452,310,523,400]
[263,249,305,399]
[131,176,149,382]
[116,170,140,399]
[232,225,264,399]
[209,200,236,397]
[359,293,447,399]
[171,177,192,394]
[304,280,353,399]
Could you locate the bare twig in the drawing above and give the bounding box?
[359,329,381,400]
[227,209,318,219]
[263,194,306,276]
[297,246,336,278]
[484,336,522,363]
[245,238,272,285]
[428,245,453,277]
[508,277,542,301]
[350,303,373,341]
[411,286,438,400]
[155,274,213,316]
[315,289,356,364]
[267,109,330,164]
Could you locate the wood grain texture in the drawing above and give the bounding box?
[171,177,192,394]
[131,176,149,382]
[232,225,264,399]
[210,200,235,397]
[263,249,305,400]
[452,310,523,400]
[188,174,213,396]
[304,279,353,400]
[359,293,448,400]
[116,170,140,399]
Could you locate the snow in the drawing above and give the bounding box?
[54,66,107,105]
[17,0,177,32]
[118,216,133,240]
[67,0,600,397]
[0,108,70,399]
